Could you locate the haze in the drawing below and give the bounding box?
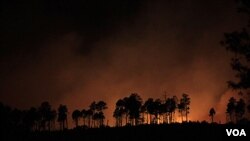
[0,0,247,127]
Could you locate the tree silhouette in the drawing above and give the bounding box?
[221,0,250,119]
[226,97,236,123]
[96,101,107,112]
[113,99,126,127]
[72,109,81,128]
[141,103,147,124]
[39,101,55,131]
[88,101,107,128]
[140,103,146,124]
[90,101,96,112]
[143,98,163,124]
[178,102,185,122]
[97,111,105,127]
[113,107,121,127]
[48,109,57,131]
[57,104,68,130]
[180,94,190,122]
[89,101,96,127]
[151,99,161,124]
[122,97,130,125]
[23,107,39,131]
[125,93,142,125]
[209,108,216,123]
[144,98,154,124]
[165,97,177,123]
[235,98,246,122]
[172,96,178,122]
[81,109,87,126]
[86,109,93,128]
[96,101,107,127]
[92,112,98,127]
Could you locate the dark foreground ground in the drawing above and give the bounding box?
[2,122,250,141]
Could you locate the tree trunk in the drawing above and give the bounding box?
[181,112,183,123]
[146,113,149,124]
[48,121,51,131]
[62,121,65,130]
[185,109,188,122]
[149,114,152,124]
[66,119,68,129]
[76,119,78,127]
[172,112,175,123]
[88,117,91,127]
[120,117,122,126]
[125,114,128,125]
[142,112,144,124]
[83,118,85,126]
[116,118,118,127]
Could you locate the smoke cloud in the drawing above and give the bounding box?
[0,0,247,127]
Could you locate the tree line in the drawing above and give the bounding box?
[0,102,68,131]
[0,93,191,131]
[113,93,190,127]
[0,100,107,131]
[208,97,250,124]
[1,92,250,132]
[226,97,250,123]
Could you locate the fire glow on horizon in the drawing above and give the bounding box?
[0,0,247,128]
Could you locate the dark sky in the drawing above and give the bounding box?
[0,0,247,126]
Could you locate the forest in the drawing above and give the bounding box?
[2,0,250,140]
[1,93,250,140]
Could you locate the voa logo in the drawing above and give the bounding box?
[226,129,246,136]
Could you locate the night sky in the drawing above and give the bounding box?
[0,0,247,127]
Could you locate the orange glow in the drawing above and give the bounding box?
[1,0,246,130]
